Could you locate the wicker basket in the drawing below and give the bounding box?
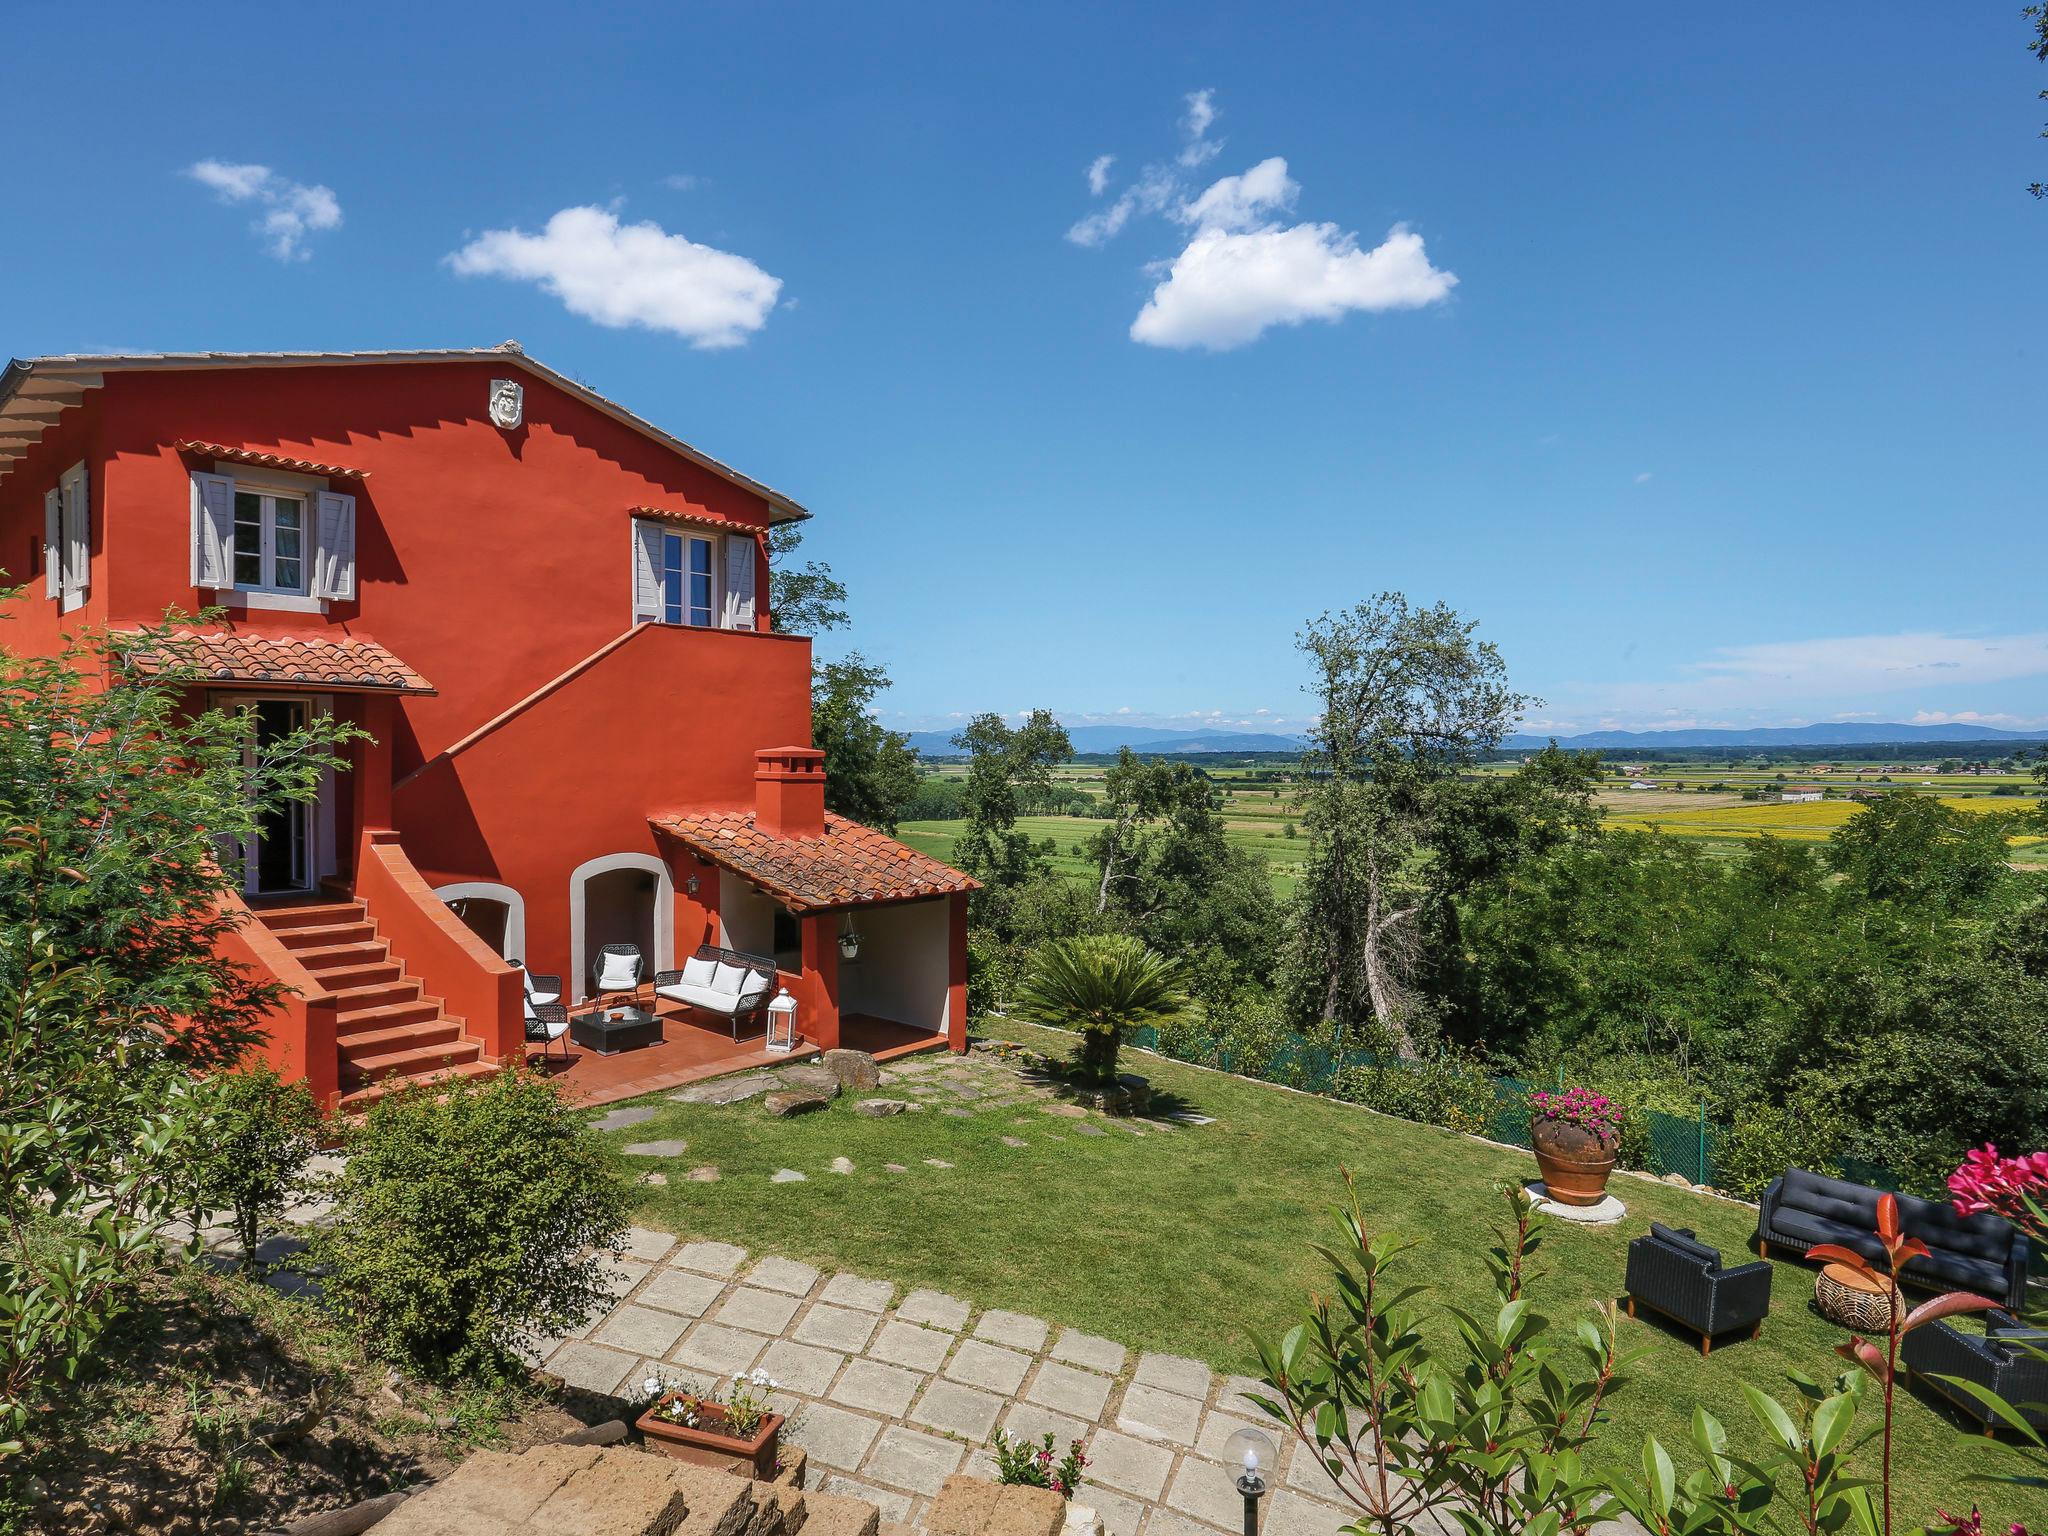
[1815,1263,1896,1332]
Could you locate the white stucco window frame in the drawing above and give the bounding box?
[433,881,527,963]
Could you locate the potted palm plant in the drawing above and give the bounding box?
[1528,1087,1622,1205]
[1014,934,1184,1104]
[634,1369,783,1478]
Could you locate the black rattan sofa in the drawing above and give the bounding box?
[1901,1311,2048,1434]
[652,945,777,1041]
[1625,1223,1773,1355]
[1754,1168,2029,1310]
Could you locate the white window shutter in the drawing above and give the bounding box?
[43,488,60,598]
[311,490,357,600]
[631,519,663,623]
[190,472,236,588]
[59,464,88,597]
[722,534,757,629]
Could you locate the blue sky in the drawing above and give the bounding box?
[6,3,2042,736]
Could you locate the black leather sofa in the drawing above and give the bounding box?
[1901,1311,2048,1433]
[1625,1223,1773,1354]
[1754,1168,2029,1310]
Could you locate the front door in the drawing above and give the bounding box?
[247,698,314,895]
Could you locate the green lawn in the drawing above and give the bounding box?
[612,1022,2045,1525]
[896,815,1307,896]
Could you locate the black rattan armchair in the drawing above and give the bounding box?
[524,999,570,1060]
[591,942,644,1001]
[1903,1311,2048,1434]
[1625,1222,1773,1355]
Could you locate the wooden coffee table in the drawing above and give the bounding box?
[1815,1261,1896,1332]
[571,1005,662,1056]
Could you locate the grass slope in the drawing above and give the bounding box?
[615,1023,2044,1524]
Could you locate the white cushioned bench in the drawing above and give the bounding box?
[653,945,776,1041]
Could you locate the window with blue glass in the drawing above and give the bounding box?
[659,532,715,626]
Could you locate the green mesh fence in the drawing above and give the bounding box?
[1122,1024,1907,1194]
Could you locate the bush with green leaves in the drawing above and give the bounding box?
[1330,1049,1497,1136]
[187,1062,322,1264]
[312,1067,629,1383]
[1719,1088,1848,1199]
[1013,934,1186,1083]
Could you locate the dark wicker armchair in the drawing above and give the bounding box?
[1625,1222,1773,1355]
[1902,1311,2048,1434]
[524,999,570,1060]
[591,942,644,1001]
[653,944,778,1041]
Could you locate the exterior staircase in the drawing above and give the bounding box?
[254,898,495,1110]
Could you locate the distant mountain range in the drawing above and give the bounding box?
[1503,722,2046,750]
[900,720,2045,758]
[901,725,1307,756]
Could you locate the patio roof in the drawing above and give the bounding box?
[122,628,435,695]
[652,810,977,914]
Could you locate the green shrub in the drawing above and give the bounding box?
[312,1068,629,1384]
[188,1062,322,1263]
[1332,1050,1496,1136]
[1719,1093,1847,1200]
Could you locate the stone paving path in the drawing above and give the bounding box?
[537,1230,1359,1536]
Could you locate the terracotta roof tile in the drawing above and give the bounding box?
[176,440,368,480]
[652,811,977,913]
[123,629,434,694]
[629,505,751,535]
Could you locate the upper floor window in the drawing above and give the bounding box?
[659,531,715,627]
[632,517,757,630]
[43,461,89,612]
[233,491,306,593]
[192,469,355,606]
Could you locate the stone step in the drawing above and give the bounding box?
[255,899,365,931]
[276,919,378,951]
[322,967,410,998]
[338,1019,466,1063]
[343,1037,482,1083]
[294,940,393,972]
[336,997,441,1034]
[334,1059,497,1113]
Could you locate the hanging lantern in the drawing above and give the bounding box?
[838,921,861,962]
[765,987,799,1053]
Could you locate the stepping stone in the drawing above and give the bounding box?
[671,1074,775,1105]
[1169,1112,1216,1126]
[897,1288,972,1331]
[639,1172,668,1186]
[854,1099,912,1118]
[622,1139,689,1157]
[749,1256,822,1294]
[1041,1104,1090,1119]
[870,1319,953,1372]
[923,1158,954,1169]
[822,1048,882,1091]
[686,1166,721,1182]
[1132,1351,1213,1400]
[1000,1136,1029,1148]
[620,1227,677,1262]
[590,1105,657,1131]
[1052,1328,1127,1375]
[945,1339,1031,1395]
[884,1163,909,1173]
[973,1309,1049,1353]
[771,1168,808,1183]
[1073,1123,1107,1137]
[940,1107,973,1118]
[830,1156,856,1175]
[864,1423,965,1496]
[672,1240,747,1276]
[780,1063,843,1095]
[765,1091,832,1117]
[909,1378,1005,1443]
[819,1273,895,1312]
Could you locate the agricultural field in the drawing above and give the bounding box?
[902,749,2048,892]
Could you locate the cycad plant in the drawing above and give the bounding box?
[1014,934,1185,1083]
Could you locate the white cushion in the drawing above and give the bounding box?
[710,961,750,996]
[597,953,639,989]
[657,981,736,1014]
[681,955,717,988]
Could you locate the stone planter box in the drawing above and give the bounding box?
[634,1396,783,1480]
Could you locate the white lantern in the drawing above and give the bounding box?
[765,987,798,1053]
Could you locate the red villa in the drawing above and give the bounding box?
[0,344,974,1108]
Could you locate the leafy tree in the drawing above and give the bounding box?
[0,605,354,1451]
[1282,595,1532,1052]
[2030,3,2048,199]
[187,1062,322,1266]
[766,523,848,635]
[950,710,1073,913]
[1014,934,1185,1082]
[312,1067,628,1384]
[812,653,920,831]
[1824,793,2012,910]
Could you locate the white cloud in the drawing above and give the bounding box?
[1066,101,1457,350]
[1910,710,2041,728]
[1086,155,1116,196]
[1178,89,1222,167]
[185,160,342,260]
[1634,471,1654,484]
[662,173,701,191]
[446,205,781,349]
[1131,213,1457,351]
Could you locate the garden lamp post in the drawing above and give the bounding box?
[1224,1426,1277,1536]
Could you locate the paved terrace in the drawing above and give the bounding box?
[537,1233,1360,1536]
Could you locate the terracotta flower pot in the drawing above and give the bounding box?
[635,1396,783,1480]
[1531,1118,1617,1206]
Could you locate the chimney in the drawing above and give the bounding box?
[754,747,827,838]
